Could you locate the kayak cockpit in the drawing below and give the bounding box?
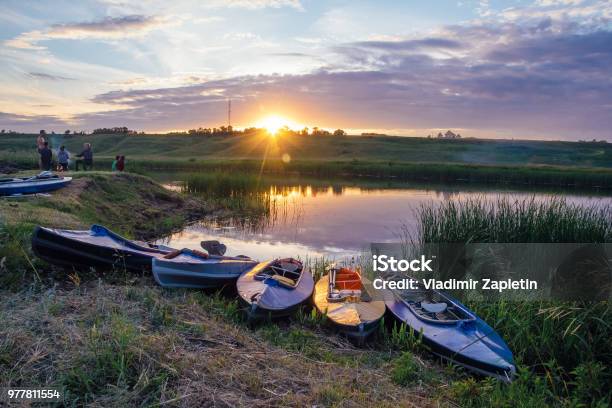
[397,289,476,325]
[254,258,303,289]
[327,267,373,303]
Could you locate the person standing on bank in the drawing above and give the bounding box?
[57,146,70,171]
[117,155,125,172]
[36,130,46,170]
[76,143,93,171]
[38,141,52,171]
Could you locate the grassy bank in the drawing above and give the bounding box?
[0,283,444,407]
[0,172,211,289]
[0,172,448,406]
[3,132,612,190]
[3,132,612,167]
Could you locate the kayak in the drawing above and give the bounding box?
[152,249,258,289]
[385,287,515,381]
[0,172,71,196]
[237,258,314,320]
[313,267,386,341]
[32,224,175,271]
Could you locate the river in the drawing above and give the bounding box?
[155,176,610,261]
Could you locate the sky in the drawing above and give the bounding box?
[0,0,611,140]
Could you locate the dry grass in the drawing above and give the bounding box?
[0,281,442,407]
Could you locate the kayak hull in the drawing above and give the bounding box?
[385,292,515,381]
[313,274,386,340]
[31,225,172,271]
[0,176,71,196]
[237,260,315,320]
[152,252,258,289]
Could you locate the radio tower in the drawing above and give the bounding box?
[227,99,231,129]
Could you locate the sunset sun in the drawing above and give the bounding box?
[257,115,297,134]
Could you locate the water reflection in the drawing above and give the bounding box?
[159,179,610,261]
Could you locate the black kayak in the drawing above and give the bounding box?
[31,224,175,271]
[236,258,314,320]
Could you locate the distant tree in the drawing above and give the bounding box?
[92,127,134,134]
[300,127,309,136]
[333,129,346,137]
[312,127,331,136]
[64,130,70,135]
[0,129,4,134]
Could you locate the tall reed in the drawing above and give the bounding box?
[414,197,612,405]
[418,197,612,244]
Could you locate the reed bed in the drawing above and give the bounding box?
[418,196,612,244]
[139,159,612,189]
[181,172,271,214]
[414,197,612,406]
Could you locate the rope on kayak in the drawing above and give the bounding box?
[450,328,514,382]
[455,328,496,355]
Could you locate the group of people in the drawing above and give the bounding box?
[112,155,125,172]
[36,130,123,172]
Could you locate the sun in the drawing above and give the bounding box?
[257,115,295,134]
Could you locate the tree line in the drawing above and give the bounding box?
[1,126,348,137]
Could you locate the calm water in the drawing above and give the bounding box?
[157,179,610,261]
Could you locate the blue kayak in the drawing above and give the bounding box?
[0,172,71,196]
[385,288,515,381]
[152,249,258,289]
[237,258,314,320]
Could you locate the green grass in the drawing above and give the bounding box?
[60,314,177,405]
[0,172,211,290]
[3,132,612,167]
[414,197,612,406]
[3,132,612,188]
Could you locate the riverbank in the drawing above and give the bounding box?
[0,172,447,406]
[0,172,212,288]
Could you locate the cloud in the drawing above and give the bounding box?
[29,72,76,81]
[63,17,612,139]
[0,112,70,129]
[3,1,612,139]
[221,0,304,10]
[349,38,465,52]
[5,15,174,49]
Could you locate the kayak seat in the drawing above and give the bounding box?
[328,289,362,302]
[270,274,297,288]
[421,302,448,314]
